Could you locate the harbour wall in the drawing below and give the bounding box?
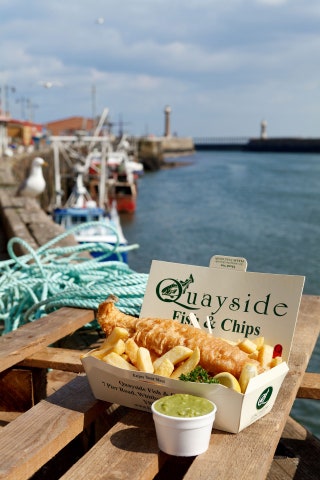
[137,136,195,170]
[194,137,320,153]
[246,138,320,153]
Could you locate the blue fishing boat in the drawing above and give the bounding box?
[52,149,129,263]
[53,204,129,263]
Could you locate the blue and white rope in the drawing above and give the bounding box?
[0,221,148,334]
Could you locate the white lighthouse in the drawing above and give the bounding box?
[164,105,172,137]
[260,120,268,139]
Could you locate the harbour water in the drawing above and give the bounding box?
[121,149,320,439]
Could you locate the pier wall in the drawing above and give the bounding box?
[194,137,320,153]
[245,138,320,153]
[194,137,248,151]
[138,136,194,170]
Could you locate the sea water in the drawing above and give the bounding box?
[121,149,320,439]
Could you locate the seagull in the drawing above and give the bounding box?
[95,17,105,24]
[16,157,47,198]
[38,80,64,89]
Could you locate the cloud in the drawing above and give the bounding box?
[1,0,320,136]
[255,0,288,5]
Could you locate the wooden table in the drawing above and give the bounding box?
[0,295,319,480]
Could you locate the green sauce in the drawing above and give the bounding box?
[154,394,214,418]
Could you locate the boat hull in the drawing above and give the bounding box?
[53,207,128,263]
[108,182,137,214]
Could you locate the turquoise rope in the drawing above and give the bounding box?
[0,221,148,334]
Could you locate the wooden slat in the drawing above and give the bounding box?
[0,375,106,480]
[268,416,320,479]
[0,369,34,411]
[0,308,94,373]
[0,190,39,253]
[19,347,85,373]
[0,188,81,254]
[59,410,163,480]
[297,372,320,399]
[0,367,47,412]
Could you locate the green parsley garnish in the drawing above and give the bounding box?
[179,366,219,384]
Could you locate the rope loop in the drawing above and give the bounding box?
[0,221,148,334]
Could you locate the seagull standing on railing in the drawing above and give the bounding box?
[16,157,47,198]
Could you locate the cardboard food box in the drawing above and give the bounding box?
[82,256,305,433]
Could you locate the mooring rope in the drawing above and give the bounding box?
[0,221,148,334]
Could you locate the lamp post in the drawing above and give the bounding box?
[16,97,27,120]
[92,84,97,131]
[26,99,39,122]
[0,85,16,117]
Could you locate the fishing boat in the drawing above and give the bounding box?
[106,150,138,214]
[51,136,130,263]
[108,136,144,180]
[107,179,137,214]
[87,136,143,214]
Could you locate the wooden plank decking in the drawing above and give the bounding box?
[0,296,319,479]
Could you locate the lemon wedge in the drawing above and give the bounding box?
[239,363,258,393]
[213,372,241,393]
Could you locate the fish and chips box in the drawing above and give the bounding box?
[82,256,305,433]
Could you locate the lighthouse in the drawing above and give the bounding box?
[164,105,171,137]
[260,120,268,139]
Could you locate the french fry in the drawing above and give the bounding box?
[269,356,283,368]
[238,339,257,355]
[239,363,258,393]
[253,337,265,351]
[258,344,274,368]
[170,347,201,379]
[125,337,139,365]
[106,338,126,356]
[154,358,175,377]
[100,327,130,348]
[89,345,116,359]
[136,347,154,373]
[103,352,138,370]
[88,348,107,359]
[90,338,126,360]
[248,350,259,361]
[102,338,126,360]
[153,346,193,370]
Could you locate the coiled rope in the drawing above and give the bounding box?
[0,221,148,334]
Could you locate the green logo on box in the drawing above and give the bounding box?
[256,386,273,410]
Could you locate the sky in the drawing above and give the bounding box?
[1,0,320,138]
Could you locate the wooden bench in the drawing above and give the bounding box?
[0,295,319,480]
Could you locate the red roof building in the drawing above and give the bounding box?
[45,116,95,136]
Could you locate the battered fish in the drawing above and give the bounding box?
[97,295,261,379]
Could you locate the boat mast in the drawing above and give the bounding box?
[99,138,108,209]
[52,139,62,208]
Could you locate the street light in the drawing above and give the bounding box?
[16,97,27,120]
[38,80,63,89]
[27,99,39,122]
[92,84,97,131]
[0,85,16,117]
